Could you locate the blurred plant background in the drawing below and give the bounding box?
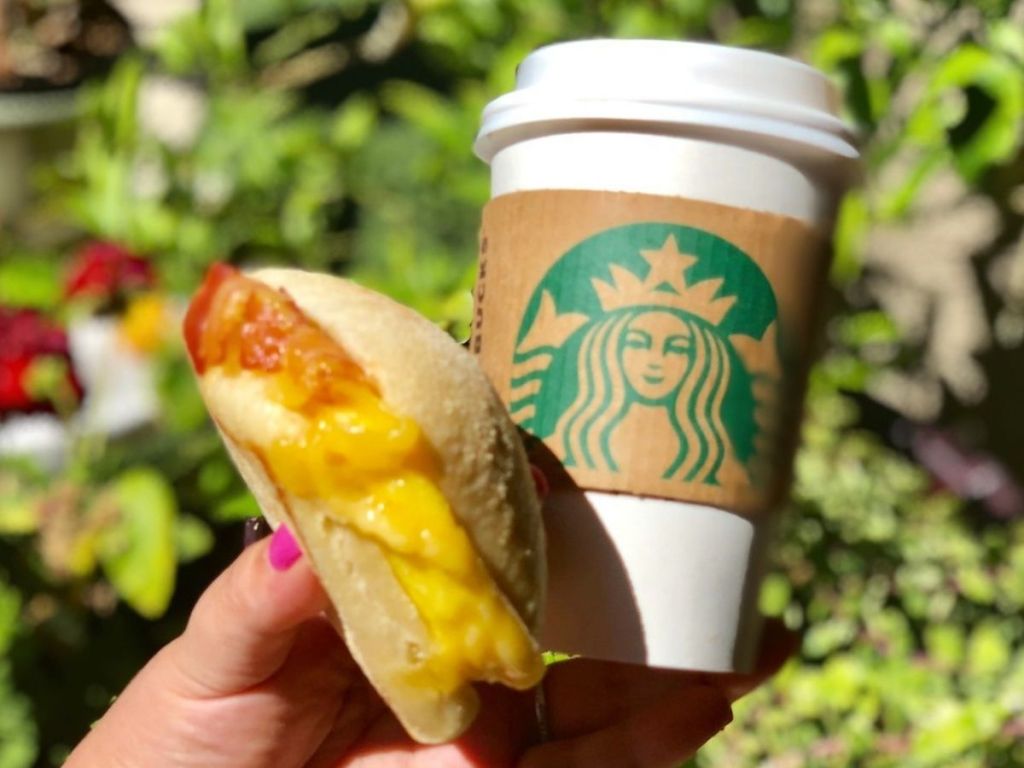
[2,0,1024,765]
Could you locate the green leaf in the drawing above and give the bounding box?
[957,565,997,605]
[910,45,1024,179]
[330,94,379,151]
[867,609,914,657]
[94,56,144,149]
[380,81,465,150]
[0,467,41,536]
[811,26,863,73]
[155,352,210,433]
[198,459,234,497]
[925,624,965,670]
[877,18,915,60]
[817,655,867,710]
[542,651,574,665]
[831,191,868,284]
[0,258,62,310]
[213,492,261,522]
[0,579,20,655]
[966,621,1011,677]
[911,700,1005,762]
[0,661,37,768]
[175,515,215,564]
[803,617,858,658]
[154,14,207,74]
[759,573,792,616]
[607,3,684,37]
[206,0,249,77]
[23,357,79,415]
[756,0,790,21]
[837,310,901,347]
[98,468,178,619]
[67,522,102,579]
[253,9,341,67]
[815,352,874,391]
[878,148,944,220]
[0,498,37,536]
[942,49,1024,177]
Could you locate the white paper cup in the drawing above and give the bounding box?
[474,39,858,672]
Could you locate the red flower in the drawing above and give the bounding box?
[0,308,84,414]
[64,241,156,301]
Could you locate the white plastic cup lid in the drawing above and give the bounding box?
[476,39,859,176]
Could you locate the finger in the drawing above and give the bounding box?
[450,685,536,766]
[699,619,800,702]
[305,677,386,768]
[530,465,550,501]
[243,619,355,768]
[519,685,732,768]
[166,525,330,696]
[544,617,797,737]
[339,685,533,768]
[545,659,702,739]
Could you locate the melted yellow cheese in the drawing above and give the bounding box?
[245,372,543,694]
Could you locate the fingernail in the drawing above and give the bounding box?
[243,517,271,548]
[268,525,301,571]
[530,464,549,501]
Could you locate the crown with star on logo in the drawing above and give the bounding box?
[590,235,737,325]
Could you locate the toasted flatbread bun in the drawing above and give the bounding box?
[192,269,545,743]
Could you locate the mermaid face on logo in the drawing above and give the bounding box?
[621,310,693,403]
[509,225,784,488]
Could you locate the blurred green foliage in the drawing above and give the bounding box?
[1,0,1024,765]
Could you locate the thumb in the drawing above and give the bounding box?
[166,524,331,696]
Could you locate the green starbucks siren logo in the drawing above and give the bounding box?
[509,223,783,487]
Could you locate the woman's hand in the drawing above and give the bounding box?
[67,525,795,768]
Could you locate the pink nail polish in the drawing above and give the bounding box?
[268,525,301,571]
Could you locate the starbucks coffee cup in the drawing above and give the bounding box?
[472,40,858,673]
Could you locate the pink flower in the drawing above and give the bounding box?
[64,241,156,301]
[0,308,84,414]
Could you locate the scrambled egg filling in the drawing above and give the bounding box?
[184,265,542,693]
